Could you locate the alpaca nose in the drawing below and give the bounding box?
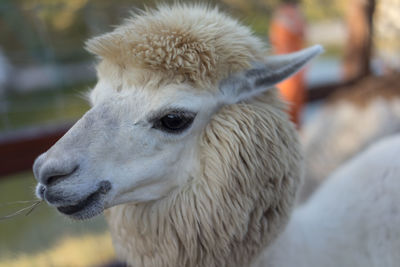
[33,153,79,186]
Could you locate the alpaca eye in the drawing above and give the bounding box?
[153,112,195,133]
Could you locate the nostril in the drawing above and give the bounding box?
[42,164,79,186]
[35,184,46,200]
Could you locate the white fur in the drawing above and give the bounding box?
[300,98,400,201]
[254,134,400,267]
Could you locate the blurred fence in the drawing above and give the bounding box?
[0,123,71,177]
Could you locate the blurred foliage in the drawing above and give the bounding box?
[24,0,90,31]
[303,0,346,22]
[0,0,346,65]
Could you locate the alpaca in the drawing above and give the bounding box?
[30,5,400,267]
[299,75,400,202]
[32,5,318,266]
[254,133,400,267]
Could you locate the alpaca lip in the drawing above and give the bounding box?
[57,181,112,216]
[57,189,101,215]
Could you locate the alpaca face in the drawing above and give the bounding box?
[32,45,322,220]
[33,78,219,219]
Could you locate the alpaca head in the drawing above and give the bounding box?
[32,6,321,223]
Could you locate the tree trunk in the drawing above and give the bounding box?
[343,0,376,80]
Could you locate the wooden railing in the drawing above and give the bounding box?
[0,123,73,177]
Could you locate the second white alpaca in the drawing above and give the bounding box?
[256,133,400,267]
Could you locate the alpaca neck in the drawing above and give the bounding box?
[106,180,293,267]
[106,96,302,267]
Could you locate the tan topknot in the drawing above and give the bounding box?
[85,4,267,87]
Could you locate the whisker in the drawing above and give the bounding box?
[0,200,43,221]
[24,201,42,216]
[0,200,41,206]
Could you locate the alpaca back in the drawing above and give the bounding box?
[254,134,400,267]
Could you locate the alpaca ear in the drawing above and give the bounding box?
[219,45,323,103]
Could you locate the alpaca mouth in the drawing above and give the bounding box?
[57,189,102,215]
[56,181,112,219]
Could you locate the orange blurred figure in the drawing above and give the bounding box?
[269,1,306,126]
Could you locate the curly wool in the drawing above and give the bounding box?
[85,5,266,88]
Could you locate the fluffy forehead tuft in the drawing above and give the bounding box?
[85,4,267,88]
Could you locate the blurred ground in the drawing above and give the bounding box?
[0,172,114,267]
[0,233,114,267]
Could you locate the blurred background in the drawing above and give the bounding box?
[0,0,398,266]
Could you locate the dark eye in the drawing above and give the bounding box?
[153,111,196,133]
